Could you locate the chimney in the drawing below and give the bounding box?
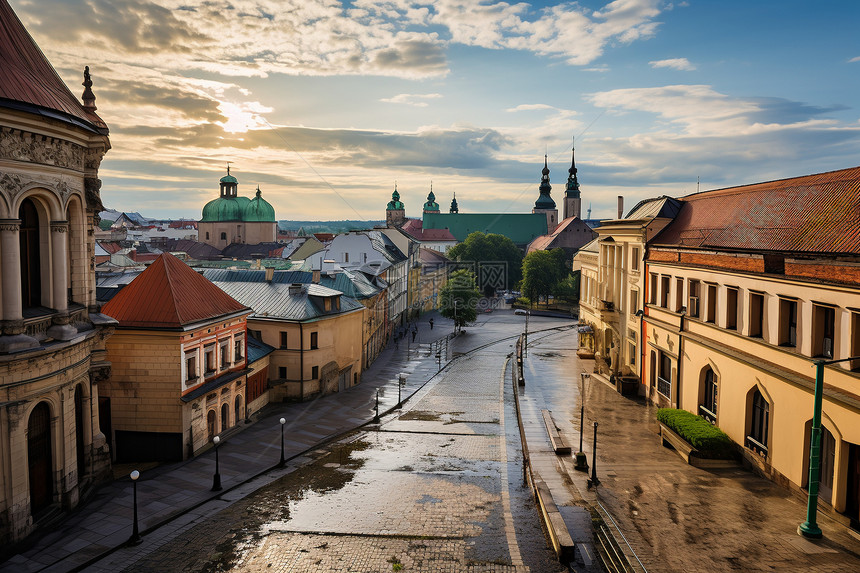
[289,283,303,296]
[265,267,274,282]
[312,270,321,284]
[617,196,624,219]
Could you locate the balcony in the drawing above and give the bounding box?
[599,300,617,322]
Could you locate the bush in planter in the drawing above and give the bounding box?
[657,408,734,459]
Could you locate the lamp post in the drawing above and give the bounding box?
[211,435,222,491]
[587,422,600,487]
[128,470,141,546]
[575,372,589,471]
[278,417,286,468]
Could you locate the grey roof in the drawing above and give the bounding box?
[210,280,363,321]
[625,196,683,220]
[319,269,381,300]
[247,335,275,363]
[368,231,407,263]
[202,269,313,284]
[96,270,144,288]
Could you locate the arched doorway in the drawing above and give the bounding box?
[28,402,53,515]
[74,385,86,479]
[221,403,229,432]
[234,395,242,425]
[19,198,42,308]
[207,410,216,441]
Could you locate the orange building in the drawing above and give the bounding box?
[101,253,255,462]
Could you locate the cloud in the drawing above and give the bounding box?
[649,57,695,71]
[506,104,557,112]
[381,93,443,107]
[849,56,860,63]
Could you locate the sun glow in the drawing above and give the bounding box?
[216,101,273,134]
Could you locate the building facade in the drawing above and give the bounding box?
[0,0,117,544]
[199,169,277,248]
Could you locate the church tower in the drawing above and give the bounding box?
[423,185,440,213]
[449,192,459,214]
[386,184,406,227]
[564,142,581,220]
[532,155,558,232]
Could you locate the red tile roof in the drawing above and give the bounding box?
[400,218,456,242]
[0,0,106,130]
[102,253,250,329]
[527,217,581,253]
[654,167,860,254]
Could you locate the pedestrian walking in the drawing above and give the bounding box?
[429,318,434,330]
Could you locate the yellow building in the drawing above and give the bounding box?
[639,168,860,527]
[101,254,253,461]
[0,1,115,544]
[206,270,365,401]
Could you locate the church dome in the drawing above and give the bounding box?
[387,187,404,210]
[244,187,276,222]
[201,197,242,222]
[423,188,439,212]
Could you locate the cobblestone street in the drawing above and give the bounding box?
[88,314,569,573]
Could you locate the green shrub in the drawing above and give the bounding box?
[657,408,734,459]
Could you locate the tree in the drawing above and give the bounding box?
[447,232,522,294]
[521,248,569,305]
[439,269,480,330]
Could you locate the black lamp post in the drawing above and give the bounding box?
[278,417,286,468]
[128,469,141,545]
[211,435,222,491]
[588,422,600,488]
[575,372,590,471]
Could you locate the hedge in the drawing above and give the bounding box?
[657,408,734,459]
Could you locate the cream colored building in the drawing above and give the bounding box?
[198,169,277,249]
[640,168,860,527]
[0,1,115,544]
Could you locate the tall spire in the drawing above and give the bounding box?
[534,154,555,209]
[449,191,459,214]
[565,138,580,198]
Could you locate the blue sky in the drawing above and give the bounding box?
[13,0,860,220]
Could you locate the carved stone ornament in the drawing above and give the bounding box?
[84,177,104,211]
[0,128,85,169]
[0,219,21,232]
[51,220,69,233]
[0,172,26,199]
[84,147,106,171]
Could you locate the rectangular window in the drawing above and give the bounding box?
[779,299,798,347]
[747,390,769,456]
[278,366,287,379]
[657,352,671,398]
[312,365,319,379]
[688,280,700,318]
[726,288,738,330]
[700,369,717,424]
[204,345,215,374]
[631,247,640,271]
[675,278,684,312]
[185,352,197,382]
[650,273,658,305]
[706,284,717,323]
[280,331,287,349]
[220,340,230,369]
[749,293,764,338]
[627,329,637,367]
[234,336,244,361]
[660,276,670,309]
[630,288,638,314]
[813,304,836,358]
[344,252,349,263]
[310,331,319,350]
[324,298,331,311]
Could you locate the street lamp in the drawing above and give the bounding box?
[278,417,286,468]
[211,435,222,491]
[575,372,590,471]
[128,469,141,545]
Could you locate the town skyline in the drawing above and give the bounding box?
[14,0,860,220]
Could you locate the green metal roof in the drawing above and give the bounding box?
[422,212,548,246]
[245,188,276,222]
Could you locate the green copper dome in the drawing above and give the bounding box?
[201,197,242,222]
[423,189,439,212]
[244,186,276,222]
[534,155,556,209]
[387,187,404,210]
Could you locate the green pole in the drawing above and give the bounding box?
[798,360,824,539]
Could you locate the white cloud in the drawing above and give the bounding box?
[649,57,695,71]
[849,56,860,63]
[506,104,557,112]
[380,93,443,107]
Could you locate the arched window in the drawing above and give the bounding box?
[221,402,229,432]
[206,232,210,240]
[220,232,227,241]
[74,385,86,479]
[700,368,717,423]
[747,389,769,456]
[234,395,242,425]
[207,410,216,441]
[28,402,53,514]
[19,198,42,308]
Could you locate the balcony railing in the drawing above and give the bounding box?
[657,376,671,398]
[698,404,717,424]
[745,435,768,457]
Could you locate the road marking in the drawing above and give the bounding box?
[499,356,523,566]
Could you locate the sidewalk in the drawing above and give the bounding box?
[0,312,452,573]
[521,329,860,572]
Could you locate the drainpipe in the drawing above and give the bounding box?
[677,308,686,409]
[299,322,304,401]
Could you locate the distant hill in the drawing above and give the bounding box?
[278,220,384,234]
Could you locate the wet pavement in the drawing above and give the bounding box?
[522,329,860,573]
[81,312,571,572]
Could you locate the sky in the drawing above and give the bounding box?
[12,0,860,221]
